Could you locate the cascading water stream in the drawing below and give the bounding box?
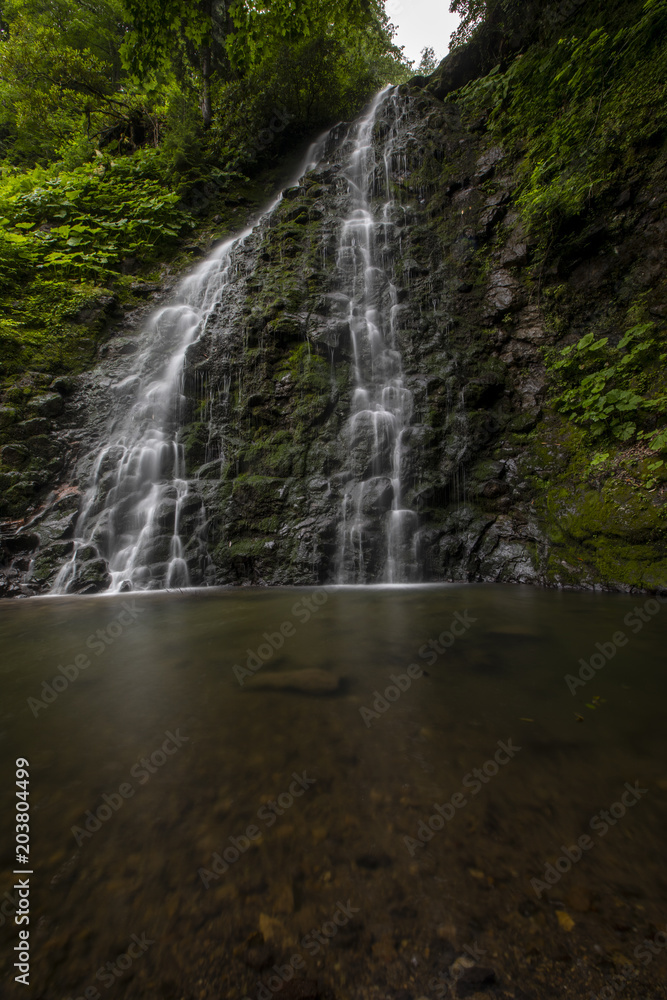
[51,242,246,594]
[51,88,421,594]
[335,88,419,583]
[52,142,326,594]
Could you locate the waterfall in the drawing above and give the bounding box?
[51,88,421,594]
[334,88,419,583]
[51,240,245,594]
[52,143,326,594]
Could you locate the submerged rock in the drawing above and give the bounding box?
[244,669,340,694]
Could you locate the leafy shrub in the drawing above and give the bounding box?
[548,323,667,451]
[0,150,190,280]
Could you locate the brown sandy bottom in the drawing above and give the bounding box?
[0,585,666,1000]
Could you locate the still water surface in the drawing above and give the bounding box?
[1,585,666,999]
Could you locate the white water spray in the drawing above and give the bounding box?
[335,88,419,583]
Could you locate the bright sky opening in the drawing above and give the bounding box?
[388,0,461,66]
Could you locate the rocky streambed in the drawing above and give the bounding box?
[1,585,666,999]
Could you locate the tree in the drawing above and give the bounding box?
[121,0,398,127]
[121,0,237,129]
[0,0,134,162]
[226,0,390,71]
[449,0,483,46]
[416,46,438,75]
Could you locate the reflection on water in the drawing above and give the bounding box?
[0,585,666,999]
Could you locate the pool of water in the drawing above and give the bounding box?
[1,585,666,1000]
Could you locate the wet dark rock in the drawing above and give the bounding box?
[0,443,29,468]
[15,418,51,439]
[245,669,340,695]
[71,558,111,594]
[244,943,275,969]
[351,477,394,516]
[31,541,75,583]
[485,269,520,317]
[117,340,139,356]
[355,852,392,870]
[481,480,510,499]
[50,376,77,395]
[455,965,497,997]
[475,146,504,182]
[130,281,161,296]
[26,434,57,460]
[501,241,529,266]
[69,294,118,326]
[464,376,505,408]
[0,406,17,428]
[1,531,39,555]
[28,393,64,418]
[479,204,507,232]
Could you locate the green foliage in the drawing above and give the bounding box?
[0,228,32,288]
[227,0,394,73]
[121,0,406,133]
[0,0,135,165]
[449,0,488,47]
[121,0,221,78]
[0,0,409,394]
[0,150,191,281]
[416,47,438,76]
[449,0,517,49]
[1,0,408,169]
[548,322,667,451]
[456,0,667,247]
[211,31,403,168]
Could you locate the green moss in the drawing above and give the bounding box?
[231,474,287,519]
[549,480,665,543]
[228,537,271,558]
[529,414,667,589]
[240,437,295,478]
[180,422,211,471]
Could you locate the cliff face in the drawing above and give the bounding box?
[1,0,666,596]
